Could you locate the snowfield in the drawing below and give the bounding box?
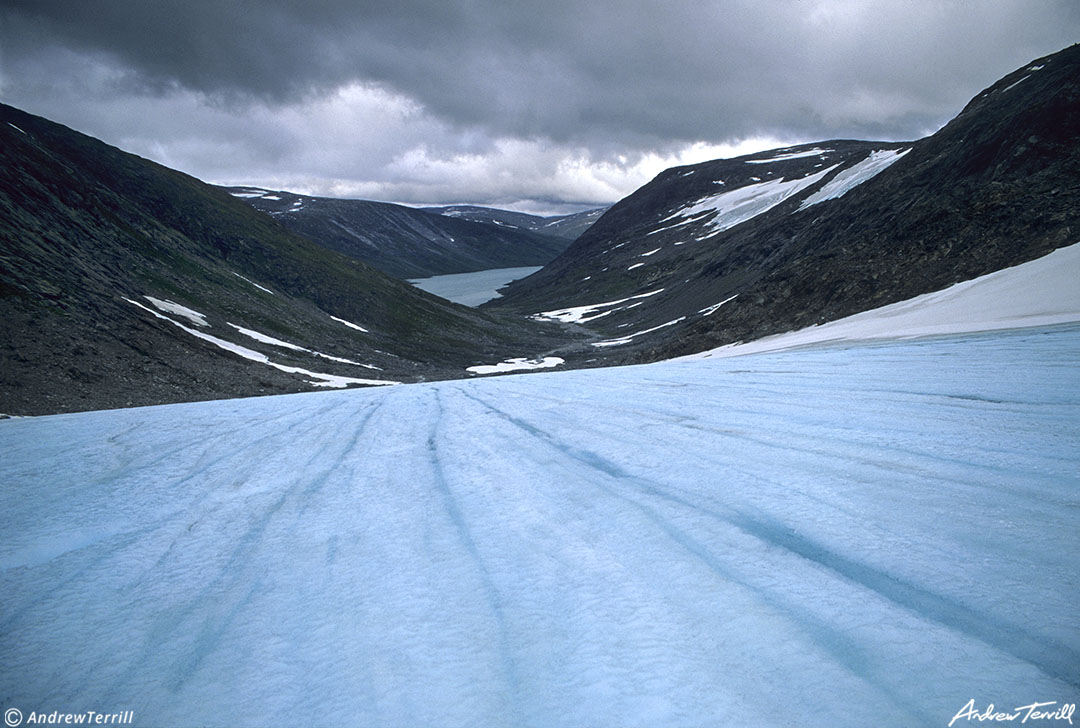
[2,322,1078,727]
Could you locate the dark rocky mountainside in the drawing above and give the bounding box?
[0,106,572,415]
[3,45,1076,415]
[421,205,609,241]
[222,188,574,279]
[490,45,1079,364]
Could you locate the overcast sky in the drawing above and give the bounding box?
[1,1,1077,214]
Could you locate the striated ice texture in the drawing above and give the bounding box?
[1,326,1078,727]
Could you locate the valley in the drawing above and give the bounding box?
[3,45,1077,415]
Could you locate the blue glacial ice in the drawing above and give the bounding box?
[1,325,1078,727]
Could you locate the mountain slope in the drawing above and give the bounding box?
[223,188,575,278]
[0,105,572,415]
[422,204,609,241]
[491,45,1080,363]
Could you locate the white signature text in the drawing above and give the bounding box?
[950,700,1075,726]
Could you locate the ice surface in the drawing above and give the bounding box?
[661,166,839,236]
[2,320,1077,727]
[8,123,27,134]
[798,149,909,210]
[682,241,1080,361]
[466,356,565,375]
[626,263,645,270]
[409,267,543,307]
[144,296,209,327]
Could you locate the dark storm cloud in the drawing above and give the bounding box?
[2,1,1077,210]
[4,0,1078,145]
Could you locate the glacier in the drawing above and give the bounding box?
[2,322,1078,727]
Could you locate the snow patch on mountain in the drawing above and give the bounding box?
[125,299,391,386]
[681,241,1080,360]
[144,296,208,327]
[798,149,910,210]
[228,323,308,352]
[661,166,839,236]
[227,323,377,369]
[534,289,665,324]
[745,147,834,164]
[1002,76,1031,93]
[648,211,711,235]
[593,316,687,347]
[232,272,274,295]
[699,294,739,316]
[329,315,368,333]
[466,356,565,375]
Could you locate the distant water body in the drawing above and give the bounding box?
[408,266,543,306]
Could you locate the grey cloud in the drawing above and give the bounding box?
[2,1,1078,211]
[3,0,1078,145]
